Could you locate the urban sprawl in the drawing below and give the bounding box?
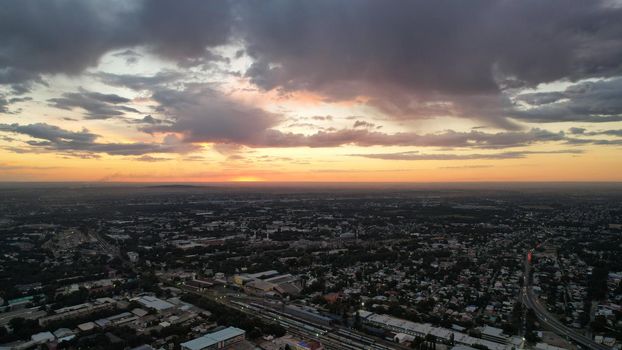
[0,185,621,350]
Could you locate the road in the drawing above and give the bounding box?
[522,247,610,350]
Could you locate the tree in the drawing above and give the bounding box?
[411,336,424,349]
[591,315,607,333]
[472,344,489,350]
[8,317,41,341]
[353,311,362,330]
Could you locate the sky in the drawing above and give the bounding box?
[1,0,622,182]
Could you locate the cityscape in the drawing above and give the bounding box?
[0,184,620,350]
[1,1,622,350]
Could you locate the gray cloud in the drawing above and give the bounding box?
[240,0,622,125]
[143,86,574,149]
[567,127,622,137]
[351,150,583,161]
[0,162,64,171]
[0,95,32,114]
[590,139,622,145]
[132,115,169,125]
[93,70,186,91]
[601,129,622,137]
[311,116,333,121]
[241,128,567,149]
[353,120,376,129]
[138,81,573,148]
[569,127,586,135]
[0,96,8,114]
[2,0,622,132]
[48,89,139,119]
[0,0,233,89]
[0,123,197,156]
[143,85,283,144]
[513,77,622,122]
[0,123,97,144]
[141,83,608,149]
[112,49,143,65]
[132,155,171,162]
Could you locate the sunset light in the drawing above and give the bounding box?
[0,1,621,183]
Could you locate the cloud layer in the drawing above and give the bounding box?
[352,150,583,161]
[0,123,195,156]
[48,89,139,119]
[1,0,622,164]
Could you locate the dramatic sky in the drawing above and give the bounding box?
[1,0,622,182]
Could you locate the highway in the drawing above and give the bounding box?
[521,248,611,350]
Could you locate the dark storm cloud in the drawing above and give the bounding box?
[137,0,232,60]
[2,0,622,134]
[4,1,621,91]
[0,0,233,87]
[0,1,134,88]
[240,0,622,123]
[351,150,583,161]
[513,77,622,122]
[0,123,196,156]
[47,89,139,119]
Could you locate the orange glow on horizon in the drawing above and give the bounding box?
[229,176,265,182]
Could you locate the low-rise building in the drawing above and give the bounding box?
[180,327,246,350]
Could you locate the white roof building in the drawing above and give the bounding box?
[359,310,514,350]
[135,295,175,311]
[180,327,246,350]
[31,331,54,344]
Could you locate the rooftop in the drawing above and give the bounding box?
[136,295,174,311]
[180,327,245,350]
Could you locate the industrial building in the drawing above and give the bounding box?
[358,311,518,350]
[180,327,246,350]
[38,298,117,326]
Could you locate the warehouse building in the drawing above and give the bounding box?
[180,327,246,350]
